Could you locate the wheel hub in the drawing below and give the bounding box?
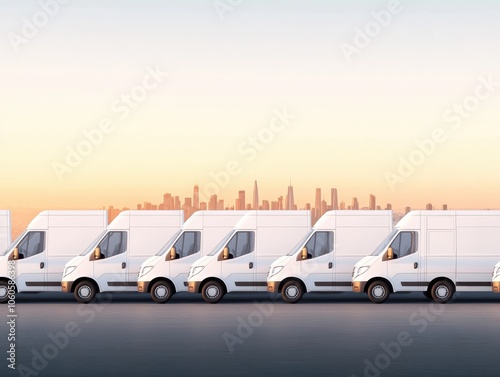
[436,285,449,299]
[206,285,219,298]
[155,286,168,299]
[285,285,298,298]
[372,285,385,298]
[78,286,91,299]
[0,286,7,299]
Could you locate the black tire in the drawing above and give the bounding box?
[431,280,455,303]
[0,281,10,304]
[281,280,305,304]
[201,281,225,304]
[423,291,433,300]
[367,281,390,304]
[151,280,174,304]
[74,281,97,304]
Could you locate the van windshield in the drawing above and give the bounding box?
[287,231,313,256]
[370,229,398,256]
[156,230,183,256]
[208,231,235,256]
[1,230,28,256]
[80,230,107,256]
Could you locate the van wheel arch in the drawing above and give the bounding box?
[364,278,394,294]
[148,277,176,294]
[71,277,100,294]
[199,277,227,295]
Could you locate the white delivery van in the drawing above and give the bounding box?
[0,210,108,303]
[267,210,392,303]
[0,210,12,252]
[492,261,500,293]
[138,211,248,303]
[187,210,311,303]
[352,210,500,304]
[62,210,183,303]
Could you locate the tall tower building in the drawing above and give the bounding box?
[369,194,376,210]
[286,181,295,210]
[426,203,433,210]
[315,188,321,221]
[238,190,246,210]
[253,180,259,210]
[193,184,199,209]
[331,188,339,210]
[352,197,359,210]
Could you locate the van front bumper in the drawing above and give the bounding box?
[137,281,149,293]
[61,281,73,293]
[493,281,500,293]
[352,281,366,293]
[267,281,280,293]
[187,281,201,293]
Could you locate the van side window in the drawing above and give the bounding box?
[17,231,46,259]
[173,231,201,258]
[304,231,333,259]
[226,231,255,259]
[98,232,127,258]
[390,232,418,259]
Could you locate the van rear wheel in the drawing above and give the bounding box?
[202,281,225,304]
[431,280,455,303]
[75,281,97,304]
[151,281,174,304]
[0,281,10,304]
[281,280,304,304]
[367,281,390,304]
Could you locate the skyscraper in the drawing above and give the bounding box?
[331,188,338,210]
[238,190,246,210]
[286,181,295,210]
[253,180,259,210]
[209,194,217,210]
[369,194,376,210]
[352,197,359,210]
[426,203,433,210]
[193,184,199,209]
[315,188,321,221]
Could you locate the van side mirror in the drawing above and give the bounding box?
[223,246,230,260]
[387,247,394,260]
[170,247,177,260]
[94,247,101,260]
[301,247,308,260]
[13,247,19,260]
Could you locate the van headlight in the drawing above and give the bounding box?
[63,266,76,277]
[268,266,284,278]
[355,266,370,278]
[139,266,153,278]
[493,267,500,278]
[189,266,205,278]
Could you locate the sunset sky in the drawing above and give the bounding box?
[1,0,500,212]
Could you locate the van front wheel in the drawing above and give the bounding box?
[151,281,174,304]
[367,281,390,304]
[281,280,304,304]
[431,281,455,303]
[74,281,97,304]
[202,281,225,304]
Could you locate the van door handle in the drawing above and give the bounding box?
[328,262,333,269]
[414,262,418,269]
[40,262,44,269]
[122,262,126,269]
[249,262,253,269]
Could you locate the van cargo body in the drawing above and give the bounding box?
[0,210,108,303]
[187,210,311,303]
[0,210,11,253]
[267,211,392,303]
[137,211,248,303]
[352,210,500,303]
[62,210,183,303]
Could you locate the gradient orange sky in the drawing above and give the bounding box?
[1,1,500,212]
